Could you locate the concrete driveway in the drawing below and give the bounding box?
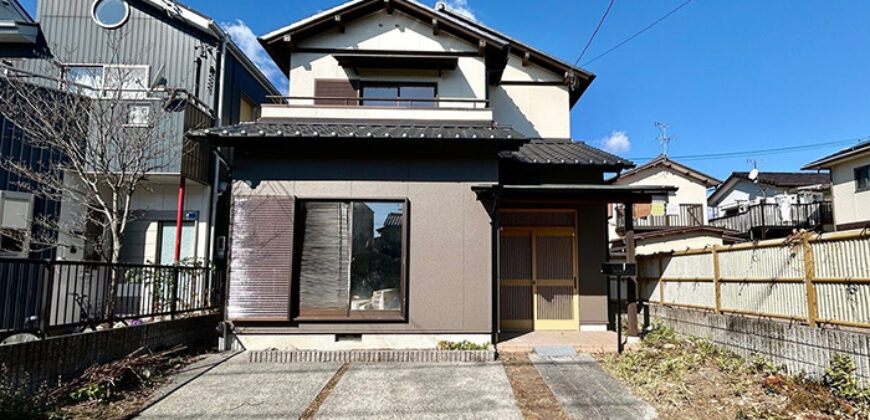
[137,356,522,419]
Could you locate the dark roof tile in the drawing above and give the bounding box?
[503,139,634,168]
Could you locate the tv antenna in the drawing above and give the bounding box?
[747,159,760,183]
[655,122,673,156]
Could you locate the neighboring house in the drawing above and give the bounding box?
[803,140,870,230]
[1,0,56,259]
[609,155,721,237]
[192,0,674,350]
[708,171,833,239]
[26,0,278,264]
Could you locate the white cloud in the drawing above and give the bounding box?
[441,0,476,21]
[599,130,631,154]
[221,20,289,94]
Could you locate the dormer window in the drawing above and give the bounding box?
[361,82,436,108]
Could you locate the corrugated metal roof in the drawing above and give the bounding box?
[502,139,634,168]
[191,120,526,140]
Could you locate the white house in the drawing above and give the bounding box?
[804,140,870,230]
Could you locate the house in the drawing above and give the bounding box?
[803,139,870,230]
[191,0,674,350]
[24,0,278,265]
[708,171,833,239]
[609,154,721,237]
[1,0,56,259]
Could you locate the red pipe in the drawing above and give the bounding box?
[174,176,186,263]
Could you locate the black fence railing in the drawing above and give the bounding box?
[616,204,705,229]
[0,259,223,340]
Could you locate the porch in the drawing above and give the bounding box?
[497,330,623,353]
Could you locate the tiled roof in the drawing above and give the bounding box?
[730,171,831,187]
[383,212,402,227]
[502,139,634,168]
[617,154,722,187]
[803,139,870,169]
[191,121,526,141]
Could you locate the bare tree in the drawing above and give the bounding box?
[0,56,204,318]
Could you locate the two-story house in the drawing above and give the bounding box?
[26,0,279,265]
[192,0,675,350]
[804,140,870,231]
[708,171,833,239]
[607,155,743,255]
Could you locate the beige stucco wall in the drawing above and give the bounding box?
[284,10,571,139]
[231,156,497,334]
[829,154,870,227]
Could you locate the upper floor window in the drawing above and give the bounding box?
[360,82,436,108]
[64,65,149,99]
[92,0,130,29]
[855,164,870,192]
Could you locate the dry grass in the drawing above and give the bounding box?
[597,324,869,420]
[299,362,351,420]
[500,353,570,420]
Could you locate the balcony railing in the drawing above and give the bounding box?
[267,95,490,109]
[709,201,833,233]
[617,204,705,229]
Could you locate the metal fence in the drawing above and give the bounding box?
[0,259,223,337]
[709,201,833,233]
[616,203,705,229]
[636,229,870,329]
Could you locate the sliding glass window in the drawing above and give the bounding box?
[297,200,406,320]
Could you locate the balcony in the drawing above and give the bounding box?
[709,201,833,236]
[616,203,705,231]
[261,96,493,122]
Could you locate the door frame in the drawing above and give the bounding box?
[499,224,579,331]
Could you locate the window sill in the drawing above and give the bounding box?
[294,311,405,322]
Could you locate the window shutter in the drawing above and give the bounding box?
[298,202,351,317]
[314,79,358,106]
[228,195,294,321]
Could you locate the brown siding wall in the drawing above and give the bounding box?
[577,203,609,325]
[230,155,497,334]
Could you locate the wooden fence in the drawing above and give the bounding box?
[637,229,870,329]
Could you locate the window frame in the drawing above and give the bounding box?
[91,0,131,30]
[62,64,150,99]
[155,220,198,265]
[293,197,410,322]
[359,81,438,108]
[855,164,870,192]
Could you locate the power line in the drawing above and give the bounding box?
[626,136,868,162]
[582,0,694,67]
[573,0,616,67]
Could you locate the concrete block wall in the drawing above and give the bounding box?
[651,305,870,383]
[0,314,220,390]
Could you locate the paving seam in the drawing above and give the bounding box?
[299,362,351,420]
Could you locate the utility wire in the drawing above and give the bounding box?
[582,0,694,67]
[627,136,868,162]
[574,0,616,67]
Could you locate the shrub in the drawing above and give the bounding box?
[437,340,490,351]
[0,364,61,420]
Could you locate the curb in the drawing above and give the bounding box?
[248,349,496,363]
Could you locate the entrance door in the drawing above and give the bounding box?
[499,228,578,331]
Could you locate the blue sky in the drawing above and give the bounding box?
[19,0,870,179]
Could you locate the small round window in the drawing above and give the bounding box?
[92,0,130,29]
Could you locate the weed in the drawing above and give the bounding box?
[0,364,62,420]
[437,340,490,351]
[69,383,106,402]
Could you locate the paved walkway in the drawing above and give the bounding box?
[137,350,651,419]
[531,351,657,420]
[316,363,523,419]
[498,331,622,353]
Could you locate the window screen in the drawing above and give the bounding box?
[297,200,406,319]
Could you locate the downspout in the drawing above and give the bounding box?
[204,24,229,270]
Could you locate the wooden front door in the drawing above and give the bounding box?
[499,227,578,331]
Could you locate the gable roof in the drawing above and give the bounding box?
[803,139,870,170]
[258,0,595,107]
[708,171,831,206]
[501,139,634,170]
[615,154,721,187]
[132,0,279,95]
